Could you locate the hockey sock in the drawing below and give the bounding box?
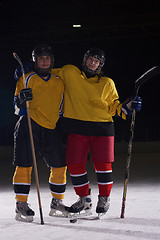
[13,166,32,202]
[94,162,113,197]
[68,164,90,197]
[49,166,67,200]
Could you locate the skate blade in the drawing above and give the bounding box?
[97,212,106,218]
[69,209,92,218]
[15,213,33,222]
[49,208,69,218]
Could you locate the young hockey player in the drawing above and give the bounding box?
[13,44,68,222]
[50,48,142,216]
[15,47,142,217]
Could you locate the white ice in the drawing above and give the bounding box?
[0,183,160,240]
[0,143,160,240]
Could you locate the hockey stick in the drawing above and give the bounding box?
[120,66,160,218]
[13,53,44,225]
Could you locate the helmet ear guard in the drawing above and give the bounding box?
[82,48,105,76]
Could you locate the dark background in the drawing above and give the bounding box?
[0,0,160,145]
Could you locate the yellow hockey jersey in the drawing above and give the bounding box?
[51,65,125,122]
[50,65,126,136]
[15,72,64,129]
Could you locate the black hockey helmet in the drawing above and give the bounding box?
[82,48,105,76]
[32,43,54,76]
[32,44,54,62]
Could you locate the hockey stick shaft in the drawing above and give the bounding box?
[120,110,136,218]
[13,53,44,225]
[120,66,160,218]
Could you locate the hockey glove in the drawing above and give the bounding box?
[14,61,33,81]
[121,96,142,115]
[16,88,33,108]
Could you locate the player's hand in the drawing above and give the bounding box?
[122,96,142,115]
[16,88,33,108]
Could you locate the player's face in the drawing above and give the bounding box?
[85,56,100,71]
[37,55,52,69]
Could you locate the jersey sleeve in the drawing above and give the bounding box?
[15,76,25,96]
[14,76,27,116]
[103,78,126,120]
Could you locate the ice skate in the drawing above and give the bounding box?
[96,196,110,217]
[15,201,35,222]
[49,197,69,217]
[68,193,92,217]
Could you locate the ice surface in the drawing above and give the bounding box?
[0,144,160,240]
[0,183,160,240]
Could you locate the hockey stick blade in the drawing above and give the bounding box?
[13,52,24,70]
[13,52,26,86]
[134,66,160,96]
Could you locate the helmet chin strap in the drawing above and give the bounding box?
[35,67,51,77]
[82,65,100,77]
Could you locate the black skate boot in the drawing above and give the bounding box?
[68,190,92,216]
[15,201,35,222]
[49,197,69,217]
[96,195,110,217]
